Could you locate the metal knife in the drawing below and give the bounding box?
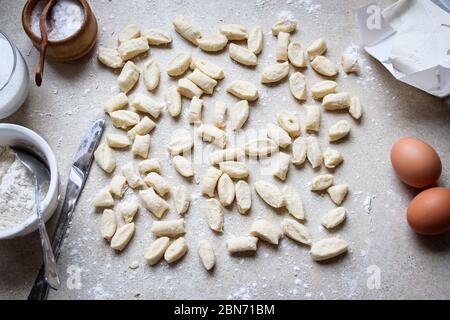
[28,117,106,300]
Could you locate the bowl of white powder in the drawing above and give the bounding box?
[0,124,59,239]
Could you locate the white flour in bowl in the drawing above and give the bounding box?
[0,146,36,229]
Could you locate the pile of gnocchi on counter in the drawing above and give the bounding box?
[94,16,362,269]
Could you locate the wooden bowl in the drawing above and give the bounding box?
[22,0,98,61]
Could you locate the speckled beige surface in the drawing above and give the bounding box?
[0,0,449,300]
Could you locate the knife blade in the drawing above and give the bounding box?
[28,117,106,300]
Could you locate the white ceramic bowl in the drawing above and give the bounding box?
[0,124,59,239]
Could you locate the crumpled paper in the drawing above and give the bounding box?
[357,0,450,98]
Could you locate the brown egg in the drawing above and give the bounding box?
[407,187,450,235]
[391,137,442,188]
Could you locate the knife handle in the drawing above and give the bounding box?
[28,265,49,300]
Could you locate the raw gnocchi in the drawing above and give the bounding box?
[275,31,290,62]
[164,237,188,263]
[138,158,160,174]
[104,92,128,114]
[229,44,257,66]
[305,105,321,132]
[141,28,172,45]
[248,26,263,55]
[267,123,292,148]
[261,62,289,84]
[92,188,114,207]
[311,80,337,99]
[328,120,351,142]
[311,174,334,191]
[187,68,218,95]
[131,134,150,158]
[272,19,297,35]
[121,162,145,189]
[94,143,116,173]
[143,59,160,91]
[213,101,227,128]
[321,207,346,229]
[118,24,140,44]
[168,136,194,156]
[235,180,251,214]
[273,152,291,181]
[322,92,351,110]
[287,41,307,67]
[219,161,249,179]
[118,61,140,93]
[254,181,285,208]
[204,198,224,232]
[107,134,131,149]
[144,237,171,265]
[217,173,235,206]
[196,124,226,148]
[151,218,185,237]
[250,219,283,245]
[164,86,182,117]
[306,38,327,60]
[173,15,202,45]
[306,136,323,168]
[98,47,124,69]
[144,172,170,196]
[188,96,203,124]
[173,185,190,215]
[244,138,278,157]
[327,184,349,205]
[197,34,228,52]
[323,148,343,169]
[227,80,259,101]
[109,175,127,198]
[172,155,194,177]
[282,218,311,245]
[277,112,300,137]
[228,100,249,131]
[119,202,139,223]
[209,148,243,165]
[291,137,307,166]
[200,167,223,197]
[220,24,247,40]
[349,96,362,119]
[177,78,203,99]
[289,72,307,100]
[128,116,156,140]
[100,209,117,241]
[110,223,135,251]
[110,110,140,129]
[194,59,225,80]
[117,37,149,60]
[283,185,306,220]
[167,52,192,77]
[197,240,215,271]
[226,236,258,254]
[311,56,339,77]
[310,238,348,261]
[139,188,170,219]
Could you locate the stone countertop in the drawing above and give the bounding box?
[0,0,449,300]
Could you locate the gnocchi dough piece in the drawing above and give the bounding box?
[139,188,169,219]
[151,218,185,237]
[144,237,171,265]
[235,180,251,214]
[287,41,307,67]
[118,61,140,93]
[197,34,228,52]
[118,24,140,44]
[200,167,223,197]
[261,62,289,84]
[307,38,327,60]
[311,56,339,77]
[311,80,337,99]
[311,174,334,191]
[117,37,149,60]
[107,134,131,149]
[188,96,203,124]
[100,209,117,241]
[349,96,362,119]
[244,138,278,157]
[209,148,243,165]
[132,134,150,158]
[248,26,263,55]
[272,19,297,35]
[131,93,163,119]
[275,32,290,62]
[323,148,343,169]
[198,240,215,271]
[128,116,156,140]
[167,52,192,77]
[109,175,127,198]
[94,143,116,173]
[229,44,257,66]
[250,219,283,245]
[144,172,170,196]
[143,59,160,91]
[194,59,225,80]
[98,47,124,69]
[110,223,135,251]
[92,188,114,207]
[138,158,160,174]
[119,202,139,223]
[213,101,227,128]
[173,185,190,215]
[172,15,202,45]
[141,28,172,45]
[226,236,258,253]
[164,237,188,263]
[228,100,249,131]
[121,162,145,189]
[342,52,359,73]
[226,80,258,101]
[327,184,349,205]
[177,78,203,99]
[110,110,140,129]
[172,155,194,177]
[104,92,128,114]
[283,185,306,220]
[267,123,292,148]
[254,181,285,208]
[219,161,249,179]
[322,92,351,110]
[220,24,248,40]
[305,105,321,132]
[187,69,218,94]
[289,72,307,100]
[321,207,346,229]
[277,112,300,137]
[282,218,311,245]
[217,173,235,206]
[164,86,182,117]
[196,124,226,148]
[328,120,351,142]
[168,136,194,156]
[291,137,307,166]
[310,238,348,261]
[204,198,224,232]
[273,152,291,181]
[306,136,322,168]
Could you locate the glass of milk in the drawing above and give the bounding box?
[0,31,30,119]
